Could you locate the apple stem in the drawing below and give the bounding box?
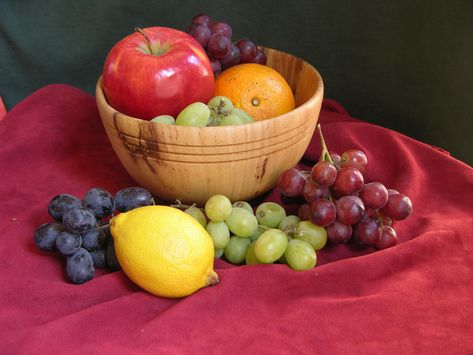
[134,27,155,55]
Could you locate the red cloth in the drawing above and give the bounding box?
[0,96,6,121]
[1,84,472,354]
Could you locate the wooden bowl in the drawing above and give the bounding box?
[96,47,324,206]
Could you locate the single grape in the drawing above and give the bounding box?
[303,179,329,203]
[176,102,210,127]
[254,229,288,264]
[340,149,368,173]
[284,239,317,271]
[235,39,258,63]
[232,201,254,213]
[380,193,413,221]
[205,194,232,222]
[245,242,263,265]
[82,228,107,251]
[375,226,398,250]
[208,95,234,115]
[249,225,265,242]
[388,189,399,196]
[326,221,352,243]
[225,207,258,237]
[309,199,336,227]
[192,13,212,27]
[151,115,175,124]
[206,221,230,250]
[220,44,240,70]
[255,202,287,228]
[33,222,65,251]
[114,187,154,212]
[330,152,341,169]
[277,168,306,197]
[89,249,107,268]
[294,220,327,251]
[360,182,389,209]
[210,21,232,38]
[63,207,96,234]
[278,215,301,232]
[214,248,224,259]
[219,113,246,126]
[190,24,212,47]
[231,108,254,123]
[298,203,311,221]
[185,206,207,228]
[66,248,95,284]
[106,237,121,271]
[335,195,365,225]
[82,187,115,219]
[209,57,222,76]
[207,33,232,59]
[48,194,82,221]
[252,50,267,65]
[332,167,364,197]
[353,218,381,246]
[310,160,337,187]
[56,231,82,256]
[224,236,251,264]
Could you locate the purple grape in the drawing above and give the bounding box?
[326,221,352,243]
[360,182,389,209]
[303,179,329,203]
[311,160,338,187]
[336,195,365,225]
[353,218,381,246]
[106,238,121,271]
[66,248,94,284]
[82,228,107,251]
[89,249,107,268]
[33,222,65,251]
[380,193,413,221]
[251,50,266,65]
[190,25,212,48]
[207,33,232,59]
[332,167,364,197]
[309,199,336,227]
[56,231,82,256]
[82,187,115,219]
[115,187,154,212]
[210,21,232,38]
[48,194,82,221]
[209,57,222,76]
[235,39,258,63]
[277,168,306,197]
[375,226,398,250]
[220,44,240,69]
[192,13,212,27]
[63,206,96,234]
[340,149,368,173]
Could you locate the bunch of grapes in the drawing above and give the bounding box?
[33,187,155,284]
[175,195,327,271]
[277,125,413,250]
[185,13,266,76]
[151,95,253,127]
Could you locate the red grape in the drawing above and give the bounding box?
[353,218,381,246]
[298,203,311,221]
[327,221,352,243]
[360,182,388,209]
[335,195,365,225]
[192,13,212,27]
[302,179,329,203]
[209,57,222,76]
[332,167,364,196]
[252,50,267,65]
[330,152,341,169]
[210,21,232,38]
[310,160,337,187]
[340,149,368,172]
[277,168,306,197]
[309,199,336,227]
[380,193,413,220]
[220,45,240,69]
[375,226,398,249]
[235,39,258,63]
[190,25,212,48]
[207,33,232,58]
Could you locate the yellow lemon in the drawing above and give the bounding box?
[110,205,219,298]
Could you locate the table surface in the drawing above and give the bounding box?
[1,84,472,354]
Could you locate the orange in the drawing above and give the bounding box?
[214,63,295,121]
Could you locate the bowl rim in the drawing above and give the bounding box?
[96,47,324,132]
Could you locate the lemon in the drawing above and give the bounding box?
[110,205,219,298]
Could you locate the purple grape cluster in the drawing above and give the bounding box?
[33,187,155,284]
[277,126,413,251]
[186,13,267,76]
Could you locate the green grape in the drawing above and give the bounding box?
[215,248,224,259]
[232,201,254,214]
[207,96,234,126]
[255,202,287,228]
[245,242,263,265]
[278,215,301,233]
[206,221,230,250]
[285,239,317,271]
[231,108,254,123]
[150,115,175,124]
[184,206,207,228]
[294,221,327,251]
[205,194,232,222]
[175,102,210,127]
[250,225,265,242]
[219,114,246,126]
[225,207,258,237]
[254,229,288,264]
[224,236,251,264]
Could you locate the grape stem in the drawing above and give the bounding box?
[317,124,334,164]
[170,199,204,212]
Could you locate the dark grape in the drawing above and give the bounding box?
[298,203,311,221]
[82,187,115,219]
[56,231,82,255]
[89,249,107,268]
[33,222,65,251]
[106,238,121,271]
[114,187,154,212]
[190,25,212,47]
[340,149,368,173]
[192,13,212,27]
[277,168,306,197]
[332,167,364,196]
[235,39,258,63]
[302,179,329,203]
[48,194,81,221]
[207,33,232,59]
[252,50,266,65]
[326,221,352,243]
[309,199,336,227]
[220,44,240,69]
[335,195,365,225]
[209,57,222,76]
[380,193,412,220]
[353,218,381,246]
[375,226,398,250]
[82,228,107,251]
[310,160,337,187]
[66,248,94,284]
[210,21,232,38]
[360,182,388,209]
[63,206,96,234]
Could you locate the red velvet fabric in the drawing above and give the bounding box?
[1,85,472,354]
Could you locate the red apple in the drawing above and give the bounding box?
[102,27,214,119]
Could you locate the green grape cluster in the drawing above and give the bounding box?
[182,195,328,271]
[150,96,254,127]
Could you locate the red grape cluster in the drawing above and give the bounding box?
[277,126,413,250]
[186,13,266,76]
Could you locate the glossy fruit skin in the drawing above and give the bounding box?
[102,27,215,119]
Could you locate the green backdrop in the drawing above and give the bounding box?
[1,0,472,165]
